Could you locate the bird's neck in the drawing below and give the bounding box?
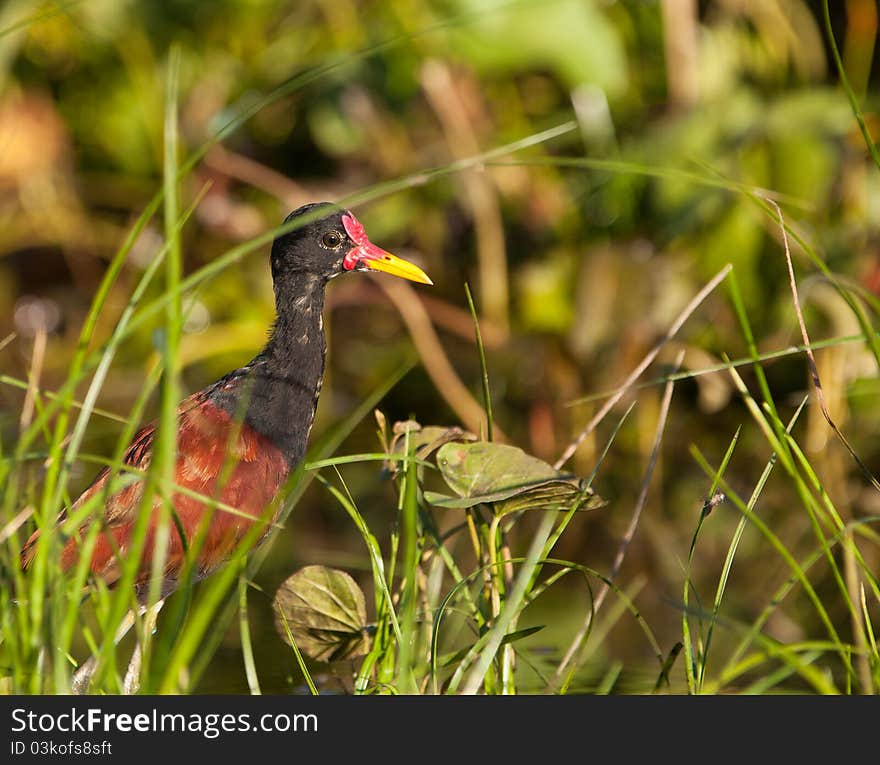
[213,272,328,466]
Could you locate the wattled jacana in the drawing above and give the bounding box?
[20,203,431,687]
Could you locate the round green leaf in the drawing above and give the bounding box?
[429,441,605,516]
[272,565,370,663]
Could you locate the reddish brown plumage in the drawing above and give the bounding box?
[22,393,289,594]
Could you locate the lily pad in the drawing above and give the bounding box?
[272,565,370,663]
[425,441,605,516]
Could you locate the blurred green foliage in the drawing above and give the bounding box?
[2,0,880,692]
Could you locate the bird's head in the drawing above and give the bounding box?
[270,202,432,285]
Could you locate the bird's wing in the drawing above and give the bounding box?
[20,383,288,589]
[19,389,207,572]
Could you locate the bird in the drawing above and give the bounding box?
[20,202,431,688]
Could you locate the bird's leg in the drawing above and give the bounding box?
[70,607,138,694]
[122,598,165,694]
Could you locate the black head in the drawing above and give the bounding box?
[269,202,432,285]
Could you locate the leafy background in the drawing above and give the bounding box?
[2,0,879,692]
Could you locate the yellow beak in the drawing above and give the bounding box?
[360,249,433,285]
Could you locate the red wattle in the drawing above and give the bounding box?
[342,211,385,270]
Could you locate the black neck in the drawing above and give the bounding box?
[211,271,328,466]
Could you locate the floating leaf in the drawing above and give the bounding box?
[425,441,605,516]
[273,565,370,663]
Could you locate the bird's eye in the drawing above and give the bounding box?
[321,231,343,249]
